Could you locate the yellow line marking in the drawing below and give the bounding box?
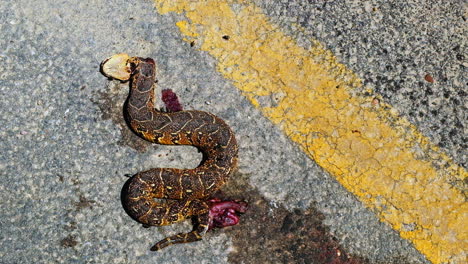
[153,1,467,263]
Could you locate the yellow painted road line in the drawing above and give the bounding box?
[153,1,467,263]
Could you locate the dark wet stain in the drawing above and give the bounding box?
[214,173,420,264]
[91,82,154,152]
[74,194,96,211]
[212,172,368,264]
[60,235,78,248]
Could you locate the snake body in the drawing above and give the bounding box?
[120,58,238,250]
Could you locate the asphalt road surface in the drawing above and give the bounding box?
[1,0,465,263]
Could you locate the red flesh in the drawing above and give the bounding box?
[208,198,248,230]
[161,89,183,112]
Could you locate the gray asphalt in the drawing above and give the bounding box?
[256,0,466,168]
[1,0,465,263]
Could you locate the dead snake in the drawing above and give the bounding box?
[101,55,246,251]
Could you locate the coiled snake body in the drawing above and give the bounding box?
[101,55,246,251]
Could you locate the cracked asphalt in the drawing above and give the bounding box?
[0,0,465,263]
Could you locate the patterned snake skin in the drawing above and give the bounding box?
[103,56,243,251]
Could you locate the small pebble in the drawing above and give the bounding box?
[424,74,434,83]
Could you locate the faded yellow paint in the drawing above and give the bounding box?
[153,0,467,263]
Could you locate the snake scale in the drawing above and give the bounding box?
[101,55,246,251]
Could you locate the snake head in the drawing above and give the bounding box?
[100,53,132,81]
